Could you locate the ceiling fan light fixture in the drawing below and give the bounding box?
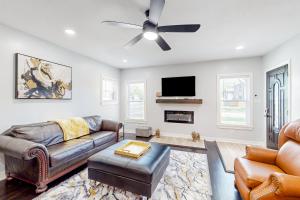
[143,31,158,40]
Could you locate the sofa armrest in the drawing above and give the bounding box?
[250,173,300,200]
[0,135,49,184]
[0,135,48,160]
[245,145,278,165]
[101,120,123,133]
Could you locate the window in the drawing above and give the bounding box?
[126,81,146,122]
[101,76,118,104]
[217,74,252,129]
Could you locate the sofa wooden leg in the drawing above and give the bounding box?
[5,172,13,181]
[35,183,48,193]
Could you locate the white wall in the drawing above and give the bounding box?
[120,57,265,144]
[0,24,120,133]
[263,34,300,120]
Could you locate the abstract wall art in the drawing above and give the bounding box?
[15,53,72,99]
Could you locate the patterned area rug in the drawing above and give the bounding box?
[35,150,212,200]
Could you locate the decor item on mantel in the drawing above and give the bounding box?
[156,98,203,104]
[155,91,161,97]
[15,53,72,99]
[192,131,201,142]
[135,126,152,138]
[155,129,161,138]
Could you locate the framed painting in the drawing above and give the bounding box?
[15,53,72,99]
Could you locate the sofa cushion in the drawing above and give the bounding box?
[7,122,64,147]
[81,131,116,147]
[234,157,284,189]
[83,116,102,133]
[48,139,94,167]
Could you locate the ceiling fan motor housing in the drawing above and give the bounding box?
[143,20,157,33]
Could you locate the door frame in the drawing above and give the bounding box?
[265,59,291,147]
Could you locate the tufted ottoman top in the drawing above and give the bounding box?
[88,139,170,183]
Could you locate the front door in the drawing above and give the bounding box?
[266,65,289,149]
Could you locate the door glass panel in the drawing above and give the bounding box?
[273,82,279,129]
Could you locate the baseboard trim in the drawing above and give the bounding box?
[204,136,265,146]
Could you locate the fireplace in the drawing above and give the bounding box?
[164,110,194,124]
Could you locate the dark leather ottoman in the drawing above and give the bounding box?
[88,140,170,198]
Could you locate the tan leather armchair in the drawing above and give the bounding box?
[234,119,300,200]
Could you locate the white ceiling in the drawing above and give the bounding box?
[0,0,300,68]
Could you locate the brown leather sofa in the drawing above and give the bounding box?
[0,116,122,193]
[234,119,300,200]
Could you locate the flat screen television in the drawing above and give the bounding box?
[162,76,196,97]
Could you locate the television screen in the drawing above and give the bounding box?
[162,76,196,96]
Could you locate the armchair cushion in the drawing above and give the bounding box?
[245,146,278,165]
[283,119,300,143]
[234,157,284,189]
[276,140,300,176]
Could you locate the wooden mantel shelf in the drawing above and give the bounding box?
[156,98,203,104]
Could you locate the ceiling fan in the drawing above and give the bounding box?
[102,0,201,51]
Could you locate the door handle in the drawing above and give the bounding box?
[265,108,271,118]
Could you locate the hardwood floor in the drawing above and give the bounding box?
[216,141,246,173]
[206,141,242,200]
[0,138,242,200]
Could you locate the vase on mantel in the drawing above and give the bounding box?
[155,129,160,138]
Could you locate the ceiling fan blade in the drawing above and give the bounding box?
[156,35,171,51]
[102,20,142,29]
[149,0,165,25]
[124,33,144,49]
[158,24,201,32]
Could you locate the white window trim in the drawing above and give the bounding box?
[216,73,254,130]
[100,75,119,105]
[125,80,147,124]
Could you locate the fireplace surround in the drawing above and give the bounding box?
[164,110,194,124]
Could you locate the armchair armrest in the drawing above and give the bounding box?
[101,120,123,133]
[245,145,278,165]
[0,135,48,160]
[250,173,300,200]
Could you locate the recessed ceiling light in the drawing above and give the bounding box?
[235,45,244,50]
[122,59,127,63]
[64,29,76,36]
